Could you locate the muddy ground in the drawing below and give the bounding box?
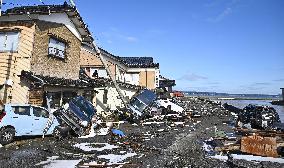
[0,97,283,168]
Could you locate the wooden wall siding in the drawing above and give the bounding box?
[80,48,103,67]
[79,49,119,79]
[0,22,35,103]
[139,71,156,90]
[31,20,81,80]
[29,89,44,106]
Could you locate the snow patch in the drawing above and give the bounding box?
[79,128,109,138]
[73,143,118,152]
[35,156,81,168]
[210,154,284,164]
[97,153,137,164]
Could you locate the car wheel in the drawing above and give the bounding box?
[0,127,15,145]
[53,126,69,140]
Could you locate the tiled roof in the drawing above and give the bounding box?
[120,57,159,68]
[2,2,93,43]
[99,48,159,68]
[20,70,104,88]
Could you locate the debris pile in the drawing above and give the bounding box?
[236,104,281,129]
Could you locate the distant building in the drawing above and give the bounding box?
[173,91,184,97]
[158,75,176,92]
[281,88,284,100]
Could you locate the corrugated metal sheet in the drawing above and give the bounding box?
[241,135,278,157]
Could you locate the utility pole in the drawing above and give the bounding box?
[92,41,129,108]
[69,0,76,7]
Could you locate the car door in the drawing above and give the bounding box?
[31,106,49,135]
[11,106,33,135]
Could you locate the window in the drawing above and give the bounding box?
[125,73,139,85]
[12,106,31,116]
[90,68,108,78]
[48,37,66,59]
[0,32,20,52]
[33,107,49,118]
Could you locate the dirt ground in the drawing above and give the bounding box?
[0,97,283,168]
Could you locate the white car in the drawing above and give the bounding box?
[0,104,59,145]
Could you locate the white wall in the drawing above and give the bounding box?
[0,13,82,41]
[95,85,137,114]
[124,73,139,85]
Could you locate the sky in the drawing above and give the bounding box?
[2,0,284,94]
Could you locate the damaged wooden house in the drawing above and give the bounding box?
[0,3,102,108]
[80,46,161,113]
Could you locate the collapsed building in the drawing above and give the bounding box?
[80,46,161,114]
[0,3,174,114]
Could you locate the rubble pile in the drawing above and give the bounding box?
[1,97,284,168]
[237,104,281,129]
[173,97,228,118]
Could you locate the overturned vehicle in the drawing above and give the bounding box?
[52,96,96,138]
[125,89,157,121]
[124,89,184,122]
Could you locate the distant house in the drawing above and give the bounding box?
[81,47,160,90]
[0,3,99,107]
[158,75,176,93]
[80,46,161,113]
[120,56,160,89]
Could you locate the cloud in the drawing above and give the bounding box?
[239,82,271,92]
[125,36,138,42]
[207,82,220,85]
[147,29,166,35]
[254,82,271,86]
[100,27,138,43]
[206,0,240,22]
[273,79,284,82]
[207,7,233,22]
[106,40,113,44]
[178,73,208,81]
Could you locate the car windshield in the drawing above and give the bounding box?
[135,89,157,106]
[70,96,96,119]
[130,97,147,112]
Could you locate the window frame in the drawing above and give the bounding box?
[12,106,31,116]
[0,31,20,53]
[47,36,67,60]
[33,107,49,118]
